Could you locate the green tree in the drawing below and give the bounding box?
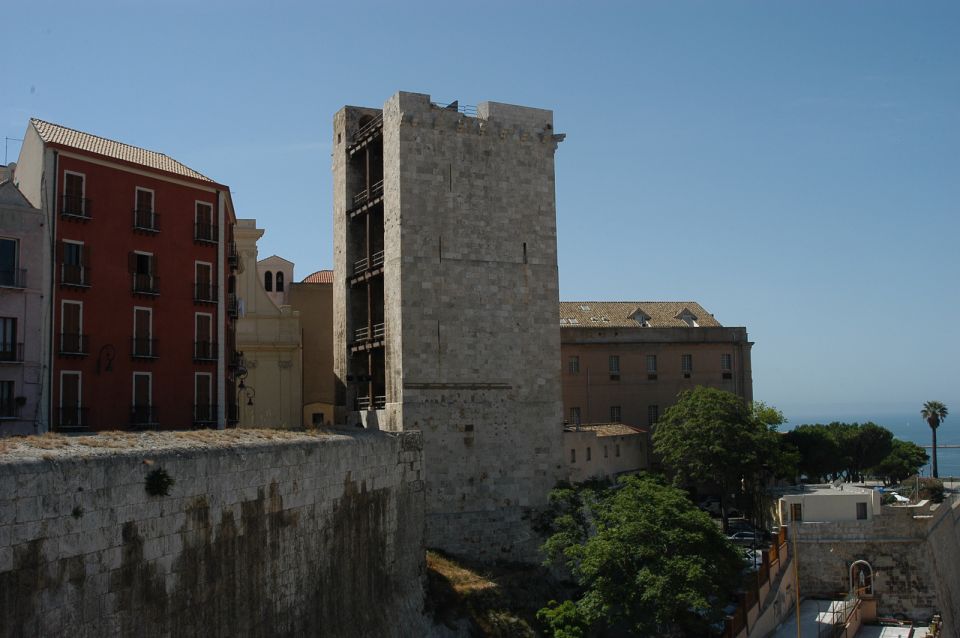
[652,387,785,531]
[845,423,894,482]
[870,439,929,485]
[538,475,743,637]
[921,401,949,478]
[782,424,843,482]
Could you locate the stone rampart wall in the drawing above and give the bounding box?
[0,429,425,638]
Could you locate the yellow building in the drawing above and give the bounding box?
[233,220,302,428]
[288,270,334,426]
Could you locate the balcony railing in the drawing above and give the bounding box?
[0,402,20,419]
[353,323,385,343]
[130,406,159,428]
[228,242,238,269]
[194,223,219,243]
[355,395,387,411]
[194,341,218,361]
[60,264,89,287]
[56,407,89,431]
[194,283,218,303]
[0,269,27,288]
[131,338,157,359]
[133,208,159,232]
[61,195,91,219]
[227,294,239,318]
[132,273,159,295]
[59,333,89,356]
[352,179,385,206]
[0,343,23,362]
[193,404,218,426]
[354,114,383,142]
[353,250,385,274]
[228,350,244,369]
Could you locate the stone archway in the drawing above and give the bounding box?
[850,559,874,597]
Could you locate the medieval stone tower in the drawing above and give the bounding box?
[333,91,565,560]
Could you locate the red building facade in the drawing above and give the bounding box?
[17,119,239,431]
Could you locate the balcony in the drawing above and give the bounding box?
[0,269,27,289]
[354,322,385,343]
[59,333,89,356]
[130,406,159,428]
[349,114,384,154]
[194,223,219,243]
[61,195,91,220]
[0,343,23,363]
[356,395,386,411]
[228,242,238,269]
[228,350,244,370]
[56,407,89,431]
[352,179,385,207]
[194,283,218,303]
[193,404,218,427]
[0,401,20,419]
[60,264,89,287]
[227,294,239,318]
[131,338,157,359]
[132,273,159,295]
[194,341,218,362]
[353,250,385,275]
[133,208,160,233]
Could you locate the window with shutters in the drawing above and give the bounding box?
[0,238,23,288]
[60,300,86,355]
[610,405,621,422]
[0,318,19,362]
[646,354,657,380]
[194,312,215,361]
[721,353,733,379]
[194,372,215,424]
[195,202,217,242]
[609,354,620,381]
[194,261,215,302]
[131,372,156,426]
[133,187,158,231]
[132,307,155,358]
[681,354,693,378]
[130,251,158,294]
[568,355,580,374]
[569,406,581,425]
[59,371,84,429]
[60,240,89,287]
[62,171,89,218]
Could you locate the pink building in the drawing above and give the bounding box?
[0,166,47,435]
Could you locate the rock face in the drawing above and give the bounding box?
[0,429,426,637]
[333,92,566,562]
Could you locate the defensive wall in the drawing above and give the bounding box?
[0,428,426,638]
[794,496,960,634]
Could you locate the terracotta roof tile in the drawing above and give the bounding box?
[559,301,722,328]
[302,270,333,284]
[30,118,215,183]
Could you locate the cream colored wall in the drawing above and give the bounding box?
[779,488,882,523]
[257,255,293,308]
[564,430,649,483]
[234,220,302,429]
[287,281,334,427]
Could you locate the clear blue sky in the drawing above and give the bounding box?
[4,1,958,423]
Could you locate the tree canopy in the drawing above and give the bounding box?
[921,401,948,478]
[538,475,743,637]
[652,387,788,529]
[871,439,929,485]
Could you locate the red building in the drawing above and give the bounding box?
[16,119,239,431]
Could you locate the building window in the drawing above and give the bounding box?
[568,355,580,374]
[586,447,591,461]
[721,353,733,379]
[59,371,83,429]
[648,405,659,427]
[194,313,215,361]
[615,444,621,457]
[856,502,868,520]
[131,372,155,426]
[603,445,608,458]
[0,238,23,288]
[133,187,157,231]
[790,503,802,522]
[60,300,86,355]
[130,252,158,294]
[609,355,620,380]
[570,449,576,463]
[194,373,214,424]
[62,171,88,217]
[132,307,154,358]
[569,407,581,425]
[195,262,215,302]
[0,381,15,418]
[195,202,216,242]
[0,317,18,362]
[60,240,88,286]
[646,354,657,380]
[681,354,692,378]
[610,406,621,422]
[264,271,273,292]
[276,271,284,292]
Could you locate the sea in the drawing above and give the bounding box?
[785,411,960,479]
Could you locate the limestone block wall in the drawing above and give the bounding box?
[0,429,425,638]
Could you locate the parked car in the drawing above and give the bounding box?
[727,530,767,547]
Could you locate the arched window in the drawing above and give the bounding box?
[276,271,285,292]
[264,271,273,291]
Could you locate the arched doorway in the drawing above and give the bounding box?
[850,560,874,597]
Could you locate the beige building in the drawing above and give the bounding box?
[564,423,649,484]
[778,484,883,524]
[288,270,334,426]
[233,220,302,428]
[257,254,293,308]
[560,301,753,428]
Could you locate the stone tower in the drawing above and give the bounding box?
[333,92,565,560]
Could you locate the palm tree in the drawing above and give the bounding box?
[921,401,949,478]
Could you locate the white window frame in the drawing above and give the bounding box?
[195,200,215,241]
[61,299,83,336]
[63,170,86,199]
[195,260,213,300]
[134,186,155,212]
[194,311,213,344]
[59,370,82,408]
[721,353,732,371]
[133,307,153,356]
